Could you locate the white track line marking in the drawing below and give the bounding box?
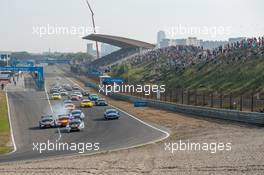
[44,83,61,142]
[44,85,54,114]
[66,77,170,139]
[1,74,169,162]
[5,92,17,154]
[56,128,61,142]
[110,104,170,138]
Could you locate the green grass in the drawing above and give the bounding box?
[0,92,11,154]
[166,57,264,94]
[112,48,264,95]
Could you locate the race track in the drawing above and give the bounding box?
[0,66,168,163]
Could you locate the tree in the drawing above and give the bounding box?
[117,64,129,75]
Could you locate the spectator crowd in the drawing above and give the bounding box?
[83,36,264,74]
[122,36,264,72]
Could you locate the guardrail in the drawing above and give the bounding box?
[71,72,264,126]
[111,93,264,125]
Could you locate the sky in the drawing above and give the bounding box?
[0,0,264,53]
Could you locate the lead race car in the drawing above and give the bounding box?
[39,115,56,128]
[104,109,120,120]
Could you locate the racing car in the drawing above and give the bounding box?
[59,89,69,96]
[72,91,83,99]
[63,99,73,105]
[50,88,59,94]
[70,94,81,101]
[39,115,56,128]
[66,119,85,133]
[95,98,108,106]
[64,103,75,111]
[51,93,62,100]
[72,84,81,91]
[104,109,120,120]
[89,94,99,102]
[56,114,70,127]
[63,84,72,91]
[70,110,85,121]
[80,99,93,108]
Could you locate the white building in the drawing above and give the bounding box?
[159,39,171,48]
[201,40,228,49]
[87,43,97,57]
[186,37,201,47]
[175,39,187,45]
[228,37,246,43]
[157,31,166,48]
[160,38,188,48]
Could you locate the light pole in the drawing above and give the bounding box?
[85,0,100,59]
[6,54,9,66]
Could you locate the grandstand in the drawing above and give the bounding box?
[113,36,264,74]
[110,36,264,93]
[83,34,155,71]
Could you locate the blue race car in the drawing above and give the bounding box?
[104,109,120,120]
[89,94,99,102]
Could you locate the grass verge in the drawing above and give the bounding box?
[0,92,11,154]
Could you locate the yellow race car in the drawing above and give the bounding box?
[51,93,62,100]
[80,99,93,108]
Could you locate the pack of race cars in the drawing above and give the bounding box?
[39,82,120,133]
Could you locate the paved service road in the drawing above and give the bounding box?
[0,66,168,163]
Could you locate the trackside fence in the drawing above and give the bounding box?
[69,73,264,126]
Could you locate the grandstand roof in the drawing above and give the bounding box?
[83,34,155,49]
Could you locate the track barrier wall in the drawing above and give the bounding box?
[69,75,264,126]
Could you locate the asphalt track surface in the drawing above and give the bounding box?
[0,66,168,163]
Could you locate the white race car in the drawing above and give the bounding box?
[66,119,85,133]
